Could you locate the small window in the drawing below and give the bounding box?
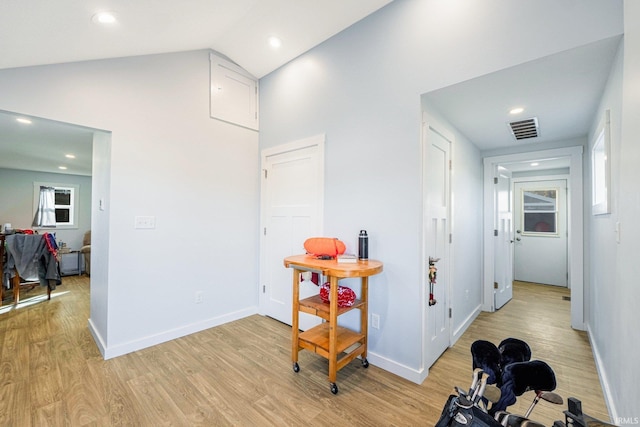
[53,187,74,225]
[522,189,557,235]
[592,110,611,215]
[33,182,79,229]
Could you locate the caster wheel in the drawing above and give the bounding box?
[293,362,300,373]
[330,383,339,395]
[362,358,369,368]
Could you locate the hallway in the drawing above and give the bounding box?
[429,281,610,425]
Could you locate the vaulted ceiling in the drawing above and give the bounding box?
[0,0,392,175]
[0,1,623,176]
[0,0,392,79]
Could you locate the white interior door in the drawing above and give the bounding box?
[514,179,567,287]
[423,123,451,369]
[494,170,514,309]
[260,136,324,330]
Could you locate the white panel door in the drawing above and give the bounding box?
[260,137,324,330]
[514,179,567,286]
[494,170,513,310]
[423,123,451,369]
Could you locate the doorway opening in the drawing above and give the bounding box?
[0,110,112,342]
[483,146,584,330]
[513,177,568,287]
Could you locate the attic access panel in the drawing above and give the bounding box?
[509,117,539,140]
[210,52,259,131]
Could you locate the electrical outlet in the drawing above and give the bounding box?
[371,313,380,329]
[195,291,203,304]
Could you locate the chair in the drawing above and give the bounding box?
[80,230,91,275]
[1,233,59,306]
[7,270,51,305]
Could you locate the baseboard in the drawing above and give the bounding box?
[98,306,259,360]
[88,317,107,357]
[452,304,481,344]
[586,324,618,421]
[367,351,427,384]
[368,304,482,385]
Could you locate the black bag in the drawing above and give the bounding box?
[435,394,502,427]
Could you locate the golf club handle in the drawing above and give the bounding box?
[473,377,487,403]
[524,394,541,418]
[469,368,483,394]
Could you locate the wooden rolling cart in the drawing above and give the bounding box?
[283,254,383,394]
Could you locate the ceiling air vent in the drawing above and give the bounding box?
[509,117,539,140]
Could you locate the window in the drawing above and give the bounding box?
[33,182,79,229]
[592,110,611,215]
[54,187,74,223]
[522,188,557,235]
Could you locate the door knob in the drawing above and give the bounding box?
[516,237,521,241]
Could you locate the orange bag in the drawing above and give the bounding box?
[303,237,346,257]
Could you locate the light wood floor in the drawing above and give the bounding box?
[0,277,609,426]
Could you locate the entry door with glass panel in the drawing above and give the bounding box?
[513,180,567,287]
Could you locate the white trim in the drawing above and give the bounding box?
[88,318,107,357]
[367,351,427,385]
[587,324,617,420]
[421,113,454,373]
[99,307,258,360]
[260,134,325,158]
[511,174,570,183]
[452,304,481,343]
[258,134,325,317]
[367,305,479,385]
[483,146,584,329]
[209,51,259,131]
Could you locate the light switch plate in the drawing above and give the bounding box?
[134,216,156,229]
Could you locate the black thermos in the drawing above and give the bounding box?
[358,230,368,260]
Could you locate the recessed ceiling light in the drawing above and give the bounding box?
[268,36,282,49]
[58,166,68,170]
[16,117,32,124]
[65,154,76,159]
[92,11,117,25]
[530,162,539,167]
[509,107,524,115]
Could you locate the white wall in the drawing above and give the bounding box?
[0,168,91,249]
[0,50,260,358]
[587,37,623,416]
[588,2,640,419]
[259,0,622,380]
[614,2,640,415]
